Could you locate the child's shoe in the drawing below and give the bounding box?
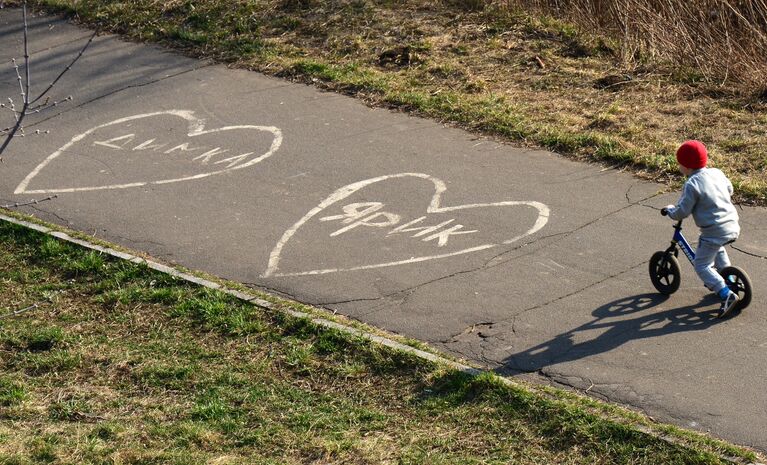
[718,291,739,318]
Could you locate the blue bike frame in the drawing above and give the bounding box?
[668,220,695,263]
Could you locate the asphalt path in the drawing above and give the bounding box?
[2,8,767,452]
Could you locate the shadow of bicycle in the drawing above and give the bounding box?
[501,293,723,373]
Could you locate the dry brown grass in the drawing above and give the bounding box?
[503,0,767,95]
[242,1,767,199]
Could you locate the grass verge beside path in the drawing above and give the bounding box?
[0,217,761,463]
[11,0,767,205]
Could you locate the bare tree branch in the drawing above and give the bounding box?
[30,30,97,105]
[0,303,38,319]
[1,194,57,208]
[0,0,95,160]
[0,1,32,157]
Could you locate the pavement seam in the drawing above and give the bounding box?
[316,231,568,309]
[28,203,69,225]
[636,200,767,260]
[27,32,96,56]
[0,211,762,465]
[325,193,659,310]
[730,244,767,260]
[22,64,216,131]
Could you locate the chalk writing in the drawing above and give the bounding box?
[90,133,255,169]
[319,201,478,246]
[263,173,550,277]
[15,110,283,194]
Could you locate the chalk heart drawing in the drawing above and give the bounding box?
[263,173,550,277]
[14,110,283,194]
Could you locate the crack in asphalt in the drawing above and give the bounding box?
[21,64,214,130]
[339,189,661,316]
[316,230,580,312]
[28,204,68,225]
[314,296,383,306]
[637,188,767,260]
[28,32,98,57]
[538,370,631,406]
[440,321,495,344]
[508,259,647,321]
[315,235,560,310]
[318,182,658,309]
[433,185,661,350]
[107,233,167,250]
[437,257,647,365]
[246,283,306,305]
[527,367,696,429]
[538,165,615,186]
[731,244,767,260]
[495,364,622,406]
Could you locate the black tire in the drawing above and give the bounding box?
[649,251,681,295]
[720,266,752,310]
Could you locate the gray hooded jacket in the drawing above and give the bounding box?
[667,167,740,240]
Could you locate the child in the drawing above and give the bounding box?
[662,140,741,318]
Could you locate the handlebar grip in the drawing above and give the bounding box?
[660,208,668,216]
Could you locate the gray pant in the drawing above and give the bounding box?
[695,236,734,293]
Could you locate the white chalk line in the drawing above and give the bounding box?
[15,110,283,194]
[263,173,550,277]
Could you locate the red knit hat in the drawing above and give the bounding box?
[676,140,708,169]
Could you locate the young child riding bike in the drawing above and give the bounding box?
[661,140,741,318]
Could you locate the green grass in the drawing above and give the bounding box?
[0,217,761,463]
[0,377,28,407]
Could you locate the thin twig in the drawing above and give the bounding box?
[27,95,73,115]
[0,2,31,157]
[0,1,95,158]
[30,30,97,106]
[22,1,29,100]
[1,194,58,208]
[13,58,25,100]
[0,303,39,319]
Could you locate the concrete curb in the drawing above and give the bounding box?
[0,211,761,465]
[0,213,480,374]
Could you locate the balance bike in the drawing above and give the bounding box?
[649,212,752,311]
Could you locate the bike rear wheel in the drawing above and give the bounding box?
[649,251,681,295]
[720,266,752,310]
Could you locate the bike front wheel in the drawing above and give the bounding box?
[649,251,681,295]
[720,266,752,310]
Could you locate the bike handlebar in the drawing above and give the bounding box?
[660,208,683,230]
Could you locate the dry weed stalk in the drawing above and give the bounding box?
[501,0,767,94]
